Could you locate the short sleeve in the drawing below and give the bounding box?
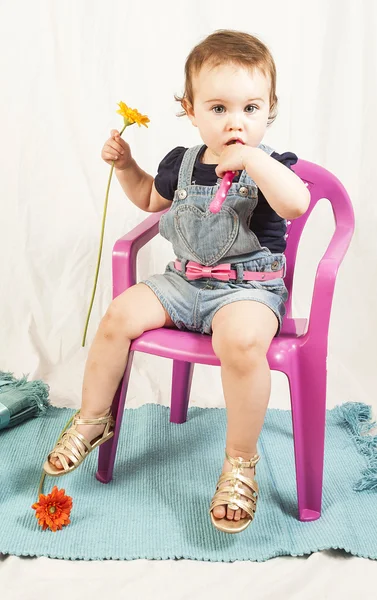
[154,146,187,201]
[271,151,298,169]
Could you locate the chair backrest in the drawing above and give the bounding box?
[284,159,355,317]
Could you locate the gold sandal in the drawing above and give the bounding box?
[209,451,260,533]
[43,411,115,477]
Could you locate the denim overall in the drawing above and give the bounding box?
[143,144,289,335]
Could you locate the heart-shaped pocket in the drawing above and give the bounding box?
[175,205,239,265]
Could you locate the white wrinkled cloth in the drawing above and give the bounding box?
[1,0,376,597]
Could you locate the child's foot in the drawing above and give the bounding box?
[49,413,110,471]
[211,455,256,522]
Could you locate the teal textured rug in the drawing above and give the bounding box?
[0,402,376,562]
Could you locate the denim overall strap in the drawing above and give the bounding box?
[237,142,275,185]
[258,142,275,156]
[177,145,204,189]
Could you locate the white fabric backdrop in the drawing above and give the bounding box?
[1,0,376,596]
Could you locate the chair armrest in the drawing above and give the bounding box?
[321,222,354,263]
[305,222,354,344]
[293,162,355,344]
[112,209,168,298]
[305,258,338,344]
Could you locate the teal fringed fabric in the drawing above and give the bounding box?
[336,402,377,491]
[0,371,50,430]
[0,402,376,561]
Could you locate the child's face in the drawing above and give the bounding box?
[186,63,271,163]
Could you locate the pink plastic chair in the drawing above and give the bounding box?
[96,159,354,522]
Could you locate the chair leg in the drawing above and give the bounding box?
[170,360,194,424]
[96,351,134,483]
[288,351,327,521]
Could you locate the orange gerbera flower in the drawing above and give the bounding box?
[32,485,72,532]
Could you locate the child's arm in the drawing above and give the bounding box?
[116,164,171,212]
[147,183,174,212]
[102,129,171,212]
[116,163,172,212]
[216,145,310,220]
[114,160,154,211]
[243,148,310,219]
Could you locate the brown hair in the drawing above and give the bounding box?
[175,29,278,125]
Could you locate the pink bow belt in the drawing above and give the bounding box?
[174,260,285,282]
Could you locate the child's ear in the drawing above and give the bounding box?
[183,100,197,127]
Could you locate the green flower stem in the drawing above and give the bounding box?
[37,116,137,503]
[81,122,129,347]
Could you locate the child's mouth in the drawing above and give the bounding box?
[226,139,244,146]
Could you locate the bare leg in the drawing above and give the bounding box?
[50,283,175,469]
[211,300,278,522]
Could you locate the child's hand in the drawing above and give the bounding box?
[101,129,133,170]
[215,143,252,179]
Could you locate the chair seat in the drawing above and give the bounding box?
[130,318,308,366]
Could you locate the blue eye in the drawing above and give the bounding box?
[212,105,225,114]
[245,105,258,113]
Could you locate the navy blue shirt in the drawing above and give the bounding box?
[154,145,298,253]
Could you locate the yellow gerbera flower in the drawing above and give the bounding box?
[116,101,150,128]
